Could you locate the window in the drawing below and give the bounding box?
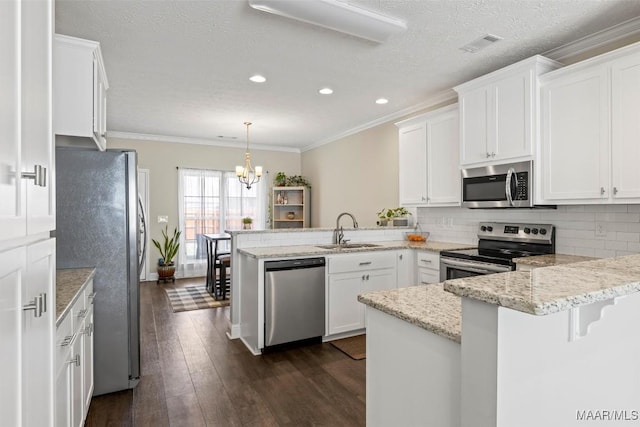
[177,168,266,272]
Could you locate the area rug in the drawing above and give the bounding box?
[330,334,366,360]
[163,285,230,313]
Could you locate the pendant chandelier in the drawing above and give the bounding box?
[235,121,262,190]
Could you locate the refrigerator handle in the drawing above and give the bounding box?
[138,194,148,273]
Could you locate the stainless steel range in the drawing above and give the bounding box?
[439,222,555,281]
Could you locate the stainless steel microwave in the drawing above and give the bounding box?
[462,160,534,208]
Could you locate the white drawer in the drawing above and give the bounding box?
[418,268,440,285]
[416,251,439,271]
[328,251,395,274]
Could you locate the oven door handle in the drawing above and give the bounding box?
[505,167,517,207]
[441,258,512,274]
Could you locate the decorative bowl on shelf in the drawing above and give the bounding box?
[405,232,430,242]
[286,212,295,220]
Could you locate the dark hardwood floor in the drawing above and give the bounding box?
[85,278,366,426]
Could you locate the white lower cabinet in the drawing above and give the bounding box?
[415,251,440,285]
[0,240,55,427]
[327,252,397,336]
[55,278,94,427]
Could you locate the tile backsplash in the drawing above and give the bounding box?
[416,205,640,258]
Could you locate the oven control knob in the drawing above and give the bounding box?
[532,228,539,235]
[481,226,487,232]
[524,227,531,234]
[540,228,547,235]
[486,226,493,232]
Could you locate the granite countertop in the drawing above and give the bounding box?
[56,268,95,326]
[358,284,461,343]
[238,240,475,259]
[513,254,597,267]
[444,254,640,316]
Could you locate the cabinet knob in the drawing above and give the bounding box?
[491,152,496,157]
[486,152,491,158]
[600,187,606,195]
[613,187,618,195]
[399,254,403,260]
[21,165,47,187]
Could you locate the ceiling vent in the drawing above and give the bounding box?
[459,34,503,53]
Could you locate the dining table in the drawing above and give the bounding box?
[203,233,231,299]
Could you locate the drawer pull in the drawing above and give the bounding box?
[359,261,372,266]
[61,332,78,347]
[88,292,97,304]
[23,295,44,318]
[421,281,431,285]
[420,259,432,263]
[68,354,80,367]
[77,309,88,319]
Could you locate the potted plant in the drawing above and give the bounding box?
[152,226,181,283]
[273,171,311,188]
[376,207,412,226]
[242,217,253,230]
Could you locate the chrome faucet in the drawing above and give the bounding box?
[333,212,359,245]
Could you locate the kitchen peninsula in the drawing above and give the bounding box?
[359,254,640,427]
[228,227,474,354]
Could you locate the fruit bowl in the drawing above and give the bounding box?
[405,232,430,242]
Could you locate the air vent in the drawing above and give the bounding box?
[460,34,503,53]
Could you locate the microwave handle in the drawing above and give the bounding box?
[505,168,517,206]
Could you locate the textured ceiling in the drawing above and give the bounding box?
[55,0,640,151]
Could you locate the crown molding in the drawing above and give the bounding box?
[301,88,457,152]
[106,131,302,153]
[543,16,640,62]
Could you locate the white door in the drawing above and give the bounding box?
[328,273,365,335]
[493,71,532,161]
[0,0,26,243]
[22,239,55,426]
[540,65,610,202]
[398,122,427,205]
[22,0,55,236]
[364,269,396,293]
[459,86,489,165]
[427,108,460,205]
[0,246,26,426]
[611,52,640,201]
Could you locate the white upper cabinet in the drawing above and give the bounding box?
[539,42,640,204]
[455,56,561,167]
[54,34,109,151]
[0,0,55,247]
[398,121,428,205]
[396,104,460,207]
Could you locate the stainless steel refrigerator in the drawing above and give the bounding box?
[56,147,142,395]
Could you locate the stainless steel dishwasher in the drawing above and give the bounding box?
[264,257,326,347]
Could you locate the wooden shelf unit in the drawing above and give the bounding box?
[272,186,310,229]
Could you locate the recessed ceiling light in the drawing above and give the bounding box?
[459,34,503,53]
[375,98,389,105]
[318,88,333,95]
[249,74,267,83]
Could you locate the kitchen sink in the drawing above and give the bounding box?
[316,243,381,250]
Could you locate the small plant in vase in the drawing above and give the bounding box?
[152,226,181,283]
[376,207,412,227]
[242,217,253,230]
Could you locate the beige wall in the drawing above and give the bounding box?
[108,137,301,261]
[301,100,455,228]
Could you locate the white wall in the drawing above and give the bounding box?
[107,137,302,277]
[417,204,640,258]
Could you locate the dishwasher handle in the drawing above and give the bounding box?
[264,257,326,272]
